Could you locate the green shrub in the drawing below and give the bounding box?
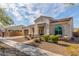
[40,35,60,43]
[49,35,59,43]
[40,36,44,41]
[41,35,49,42]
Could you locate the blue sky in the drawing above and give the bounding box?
[0,3,79,28]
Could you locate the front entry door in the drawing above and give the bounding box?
[39,26,44,35]
[24,30,29,36]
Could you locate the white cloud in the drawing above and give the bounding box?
[24,3,67,19]
[47,4,66,17]
[25,4,33,13]
[21,4,43,23]
[0,3,72,25]
[12,11,23,21]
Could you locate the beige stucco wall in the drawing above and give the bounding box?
[50,20,73,38]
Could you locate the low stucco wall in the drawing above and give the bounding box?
[8,32,24,37]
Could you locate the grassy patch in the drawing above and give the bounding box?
[67,45,79,56]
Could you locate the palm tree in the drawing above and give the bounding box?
[0,7,14,26]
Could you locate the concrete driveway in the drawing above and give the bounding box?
[0,37,62,56]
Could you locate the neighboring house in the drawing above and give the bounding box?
[4,25,25,37]
[0,16,73,39]
[73,28,79,37]
[74,28,79,32]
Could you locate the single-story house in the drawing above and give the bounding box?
[0,16,73,39]
[24,16,73,39]
[4,25,25,37]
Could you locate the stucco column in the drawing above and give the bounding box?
[45,23,50,35]
[28,28,31,35]
[22,29,25,36]
[34,24,39,36]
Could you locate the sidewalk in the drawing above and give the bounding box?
[0,37,62,56]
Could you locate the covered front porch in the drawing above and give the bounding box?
[24,23,50,38]
[34,23,50,36]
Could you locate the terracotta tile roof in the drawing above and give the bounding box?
[50,17,73,23]
[34,16,73,23]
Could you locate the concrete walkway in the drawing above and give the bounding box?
[0,37,62,56]
[4,36,24,39]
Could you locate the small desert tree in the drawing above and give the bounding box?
[0,7,14,26]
